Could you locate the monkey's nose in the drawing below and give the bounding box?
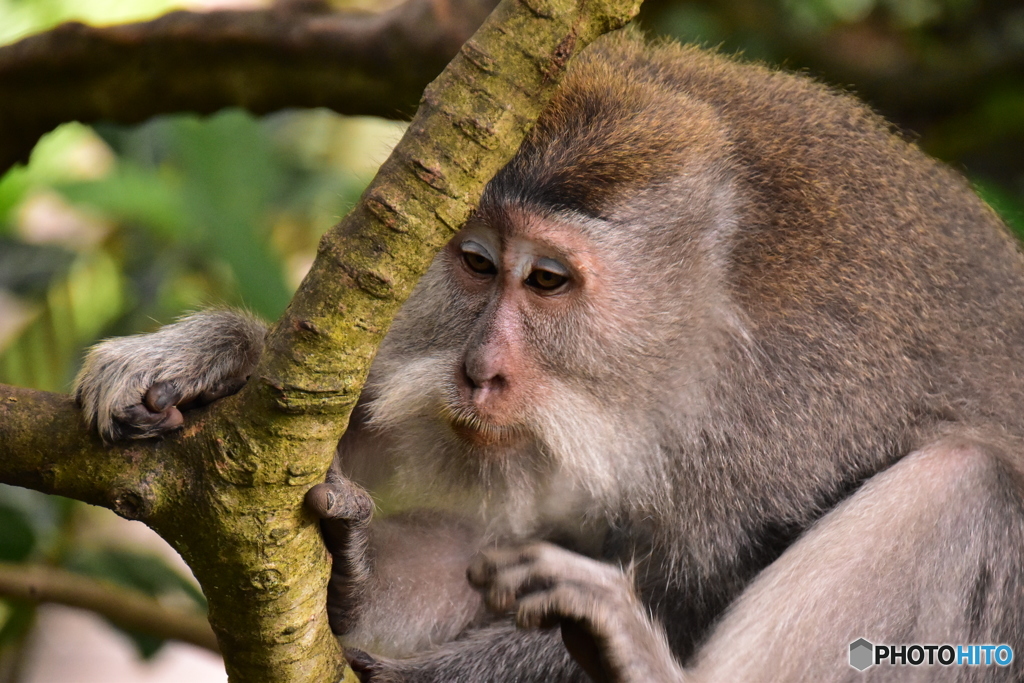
[460,362,507,407]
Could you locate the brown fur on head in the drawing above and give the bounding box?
[485,38,732,220]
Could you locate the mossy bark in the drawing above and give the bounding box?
[0,0,642,680]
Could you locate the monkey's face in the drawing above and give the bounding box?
[355,51,751,530]
[359,205,670,533]
[357,188,751,537]
[438,207,609,450]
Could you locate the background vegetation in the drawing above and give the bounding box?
[0,0,1021,677]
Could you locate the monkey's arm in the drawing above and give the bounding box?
[73,310,266,441]
[306,471,492,657]
[306,471,594,682]
[472,437,1024,683]
[469,543,684,683]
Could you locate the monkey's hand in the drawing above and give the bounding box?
[468,543,685,683]
[304,472,375,636]
[73,310,266,442]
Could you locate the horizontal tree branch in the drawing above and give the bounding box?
[0,384,183,521]
[0,0,497,174]
[0,560,218,653]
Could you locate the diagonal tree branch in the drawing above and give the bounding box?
[0,0,644,680]
[0,561,218,653]
[0,0,498,175]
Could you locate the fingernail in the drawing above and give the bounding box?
[325,491,336,511]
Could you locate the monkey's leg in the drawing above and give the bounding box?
[684,436,1024,682]
[473,438,1024,683]
[73,310,266,441]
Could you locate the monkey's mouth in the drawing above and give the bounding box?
[442,407,528,448]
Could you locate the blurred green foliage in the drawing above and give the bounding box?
[0,0,1022,673]
[0,104,401,667]
[0,0,186,45]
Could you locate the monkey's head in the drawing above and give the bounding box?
[360,37,750,537]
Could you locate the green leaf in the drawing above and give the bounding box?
[974,180,1024,240]
[0,165,30,229]
[0,485,64,560]
[0,238,75,298]
[170,110,292,318]
[0,600,35,649]
[63,548,206,609]
[57,164,190,240]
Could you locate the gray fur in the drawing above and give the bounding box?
[73,310,266,441]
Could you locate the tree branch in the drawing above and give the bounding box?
[0,385,183,521]
[0,561,218,654]
[0,0,498,174]
[0,0,643,679]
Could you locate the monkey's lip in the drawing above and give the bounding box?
[446,415,526,448]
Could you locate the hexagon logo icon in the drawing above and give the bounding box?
[850,638,874,671]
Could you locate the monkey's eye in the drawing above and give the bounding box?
[460,241,497,276]
[525,258,570,292]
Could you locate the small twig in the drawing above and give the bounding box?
[0,561,218,654]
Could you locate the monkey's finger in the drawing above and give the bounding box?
[346,648,402,682]
[514,587,619,683]
[114,404,185,439]
[187,375,249,408]
[346,647,380,678]
[467,544,546,587]
[466,553,495,587]
[304,479,374,523]
[475,562,557,613]
[561,618,613,683]
[513,584,598,630]
[470,543,622,590]
[144,381,182,412]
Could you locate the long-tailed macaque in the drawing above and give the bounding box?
[74,31,1024,683]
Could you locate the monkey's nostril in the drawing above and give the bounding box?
[459,362,482,391]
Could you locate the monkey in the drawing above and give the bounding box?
[73,30,1024,682]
